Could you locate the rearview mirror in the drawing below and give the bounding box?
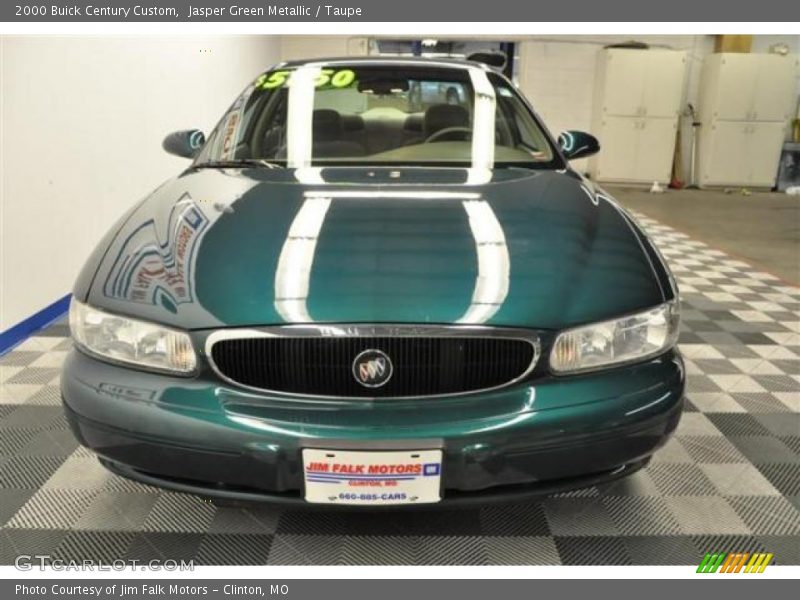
[163,129,205,159]
[558,130,600,160]
[358,79,410,95]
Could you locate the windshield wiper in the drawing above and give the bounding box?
[193,158,283,170]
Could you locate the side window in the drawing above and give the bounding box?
[495,89,538,151]
[259,93,288,158]
[513,109,540,150]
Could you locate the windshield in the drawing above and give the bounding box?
[195,63,559,169]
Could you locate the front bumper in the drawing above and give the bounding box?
[62,347,684,505]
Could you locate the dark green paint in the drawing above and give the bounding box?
[64,165,685,498]
[65,57,683,501]
[62,347,683,497]
[77,166,672,330]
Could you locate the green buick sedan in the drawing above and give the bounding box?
[62,57,684,506]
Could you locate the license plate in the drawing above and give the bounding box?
[302,448,442,505]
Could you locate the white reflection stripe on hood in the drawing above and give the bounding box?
[273,197,332,322]
[457,199,510,324]
[304,190,481,200]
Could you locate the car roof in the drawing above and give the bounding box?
[275,56,494,71]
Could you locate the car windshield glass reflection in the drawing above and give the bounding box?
[194,64,557,169]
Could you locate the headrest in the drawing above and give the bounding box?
[341,114,365,132]
[403,114,424,133]
[312,109,343,140]
[424,104,469,137]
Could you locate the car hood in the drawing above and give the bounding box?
[79,166,667,330]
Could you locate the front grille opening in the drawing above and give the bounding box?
[210,335,537,398]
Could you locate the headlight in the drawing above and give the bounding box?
[69,299,196,374]
[550,301,680,374]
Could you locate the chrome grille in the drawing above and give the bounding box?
[206,326,540,399]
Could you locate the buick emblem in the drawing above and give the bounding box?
[352,349,393,388]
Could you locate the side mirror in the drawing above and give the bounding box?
[162,129,205,159]
[558,130,600,160]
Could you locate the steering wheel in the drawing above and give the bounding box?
[424,126,473,143]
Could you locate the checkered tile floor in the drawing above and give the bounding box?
[1,213,798,566]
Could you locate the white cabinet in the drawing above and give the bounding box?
[700,54,797,123]
[748,122,790,184]
[593,116,679,183]
[600,51,649,117]
[592,117,639,181]
[701,121,749,185]
[589,48,687,184]
[636,118,682,182]
[699,121,788,187]
[697,53,798,188]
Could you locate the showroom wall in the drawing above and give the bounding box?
[0,35,281,332]
[280,36,368,60]
[515,35,800,174]
[277,35,799,177]
[516,35,710,174]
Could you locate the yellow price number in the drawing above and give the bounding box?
[255,70,290,90]
[314,68,357,88]
[255,69,356,91]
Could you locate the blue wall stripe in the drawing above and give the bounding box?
[0,294,72,356]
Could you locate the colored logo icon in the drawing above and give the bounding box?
[697,552,774,573]
[352,349,393,388]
